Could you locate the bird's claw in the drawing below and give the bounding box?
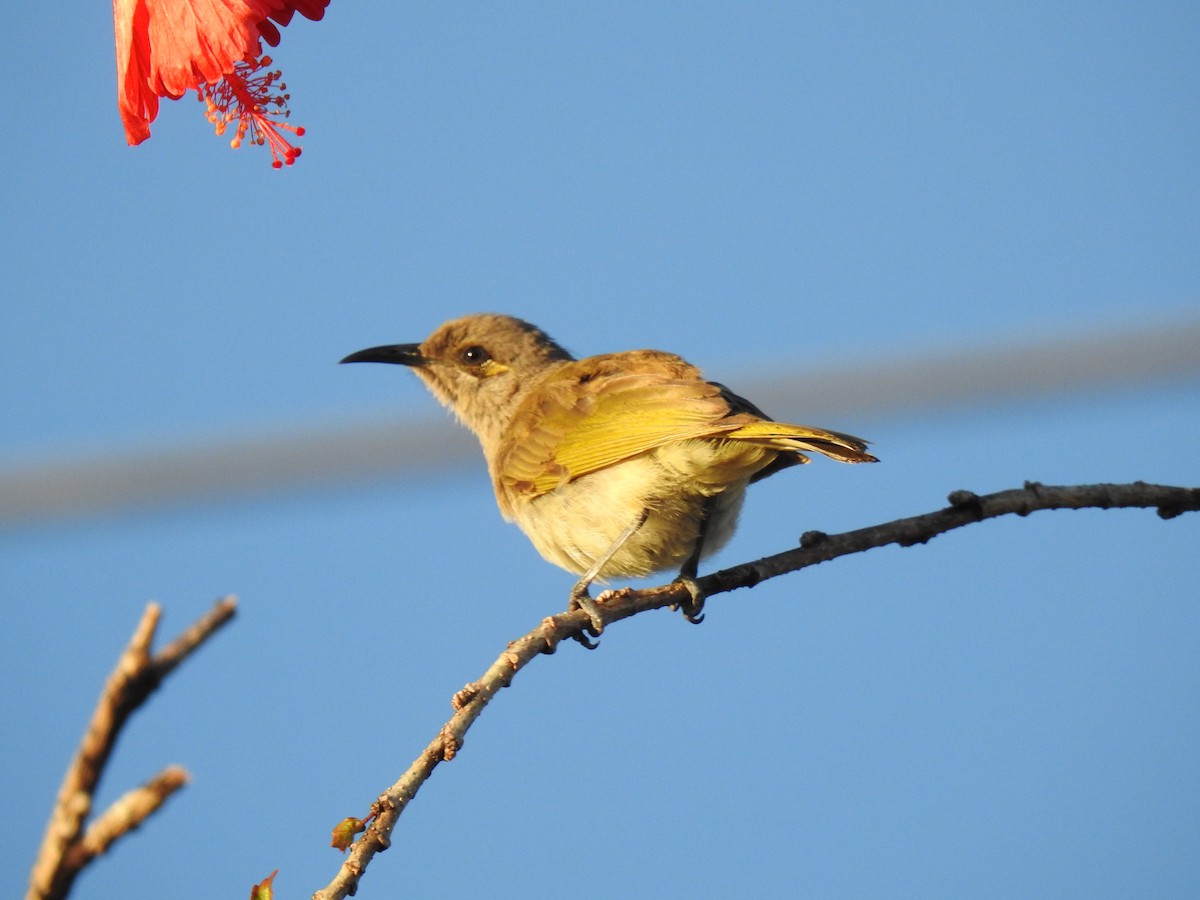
[568,584,606,648]
[572,629,601,650]
[670,576,706,624]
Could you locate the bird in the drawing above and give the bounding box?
[341,313,876,636]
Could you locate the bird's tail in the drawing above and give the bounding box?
[726,420,878,464]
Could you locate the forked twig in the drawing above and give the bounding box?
[26,597,237,900]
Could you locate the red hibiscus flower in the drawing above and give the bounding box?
[113,0,329,167]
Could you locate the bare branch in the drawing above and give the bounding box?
[705,479,1200,598]
[67,766,190,870]
[27,597,237,900]
[313,482,1198,900]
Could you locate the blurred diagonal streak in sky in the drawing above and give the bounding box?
[2,319,1198,526]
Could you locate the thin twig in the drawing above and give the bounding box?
[26,597,237,900]
[313,481,1198,900]
[67,766,191,870]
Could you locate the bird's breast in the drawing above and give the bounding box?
[504,447,752,580]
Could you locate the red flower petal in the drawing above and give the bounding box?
[113,0,157,144]
[145,0,269,99]
[113,0,329,153]
[258,0,329,46]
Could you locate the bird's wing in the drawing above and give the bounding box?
[497,353,735,499]
[496,352,875,508]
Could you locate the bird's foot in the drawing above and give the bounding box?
[669,576,706,624]
[568,582,606,648]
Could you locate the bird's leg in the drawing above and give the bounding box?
[569,509,650,637]
[671,501,712,624]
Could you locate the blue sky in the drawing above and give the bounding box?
[2,2,1198,898]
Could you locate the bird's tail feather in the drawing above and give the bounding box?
[727,421,878,464]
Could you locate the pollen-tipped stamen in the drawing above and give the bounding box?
[197,56,306,168]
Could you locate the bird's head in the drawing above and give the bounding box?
[341,313,574,455]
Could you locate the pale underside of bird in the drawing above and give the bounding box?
[342,313,876,637]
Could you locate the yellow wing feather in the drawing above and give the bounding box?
[495,351,875,510]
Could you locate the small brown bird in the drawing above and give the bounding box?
[342,314,876,632]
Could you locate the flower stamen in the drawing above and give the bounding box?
[198,56,306,168]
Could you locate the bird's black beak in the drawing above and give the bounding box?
[339,343,427,367]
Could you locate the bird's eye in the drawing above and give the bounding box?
[460,345,490,365]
